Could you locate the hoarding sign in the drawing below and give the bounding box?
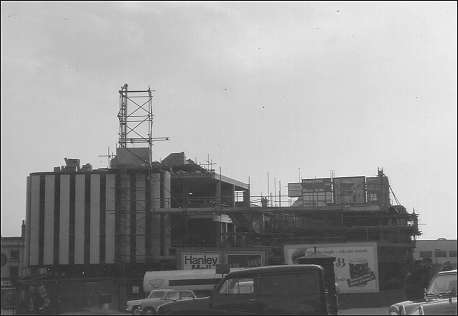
[288,183,302,197]
[284,242,379,293]
[182,253,220,270]
[301,178,333,192]
[301,178,334,206]
[333,176,366,204]
[227,254,263,268]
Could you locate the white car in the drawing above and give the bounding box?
[126,289,196,315]
[389,269,457,315]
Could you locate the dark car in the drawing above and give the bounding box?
[157,264,332,315]
[389,269,457,315]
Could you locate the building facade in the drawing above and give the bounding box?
[1,222,25,311]
[21,151,420,311]
[21,150,251,312]
[414,239,457,269]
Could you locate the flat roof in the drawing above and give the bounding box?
[212,173,249,190]
[172,172,249,190]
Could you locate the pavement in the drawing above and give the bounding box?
[57,306,390,315]
[59,307,130,315]
[4,306,390,315]
[339,306,389,315]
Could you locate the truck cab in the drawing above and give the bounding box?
[158,265,331,315]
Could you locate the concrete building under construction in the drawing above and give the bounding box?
[19,84,421,312]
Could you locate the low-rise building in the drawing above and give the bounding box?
[1,221,25,311]
[414,239,457,269]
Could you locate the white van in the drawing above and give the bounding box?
[143,268,245,297]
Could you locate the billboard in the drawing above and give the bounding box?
[333,176,366,205]
[366,177,390,206]
[284,242,379,293]
[182,253,221,270]
[301,178,333,192]
[179,250,266,270]
[301,178,333,206]
[227,254,263,268]
[288,183,302,197]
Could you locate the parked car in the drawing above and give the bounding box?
[157,264,333,315]
[388,269,457,315]
[126,289,196,315]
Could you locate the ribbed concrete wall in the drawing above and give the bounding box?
[59,175,70,264]
[29,175,40,266]
[135,174,145,263]
[90,174,100,264]
[150,173,161,259]
[25,169,172,266]
[43,175,55,265]
[105,174,116,264]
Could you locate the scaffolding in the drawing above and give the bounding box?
[117,83,169,166]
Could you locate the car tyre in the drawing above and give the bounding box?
[143,307,156,315]
[132,306,143,315]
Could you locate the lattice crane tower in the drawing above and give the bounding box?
[117,83,169,165]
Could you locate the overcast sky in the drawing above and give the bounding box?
[2,2,456,239]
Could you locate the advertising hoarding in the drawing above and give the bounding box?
[301,178,333,192]
[366,177,390,206]
[288,183,302,197]
[227,254,263,268]
[333,176,366,205]
[284,242,379,293]
[178,249,266,270]
[301,178,333,206]
[182,253,221,270]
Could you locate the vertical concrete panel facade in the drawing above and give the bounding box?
[30,175,41,266]
[162,171,171,208]
[59,175,70,264]
[162,171,171,256]
[43,175,55,265]
[90,174,100,264]
[74,175,85,264]
[25,177,31,267]
[136,174,145,263]
[151,173,161,209]
[105,174,116,263]
[150,173,161,258]
[118,173,130,262]
[25,168,173,266]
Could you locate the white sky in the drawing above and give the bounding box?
[1,1,456,239]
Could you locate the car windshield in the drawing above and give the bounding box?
[427,273,457,295]
[148,290,166,299]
